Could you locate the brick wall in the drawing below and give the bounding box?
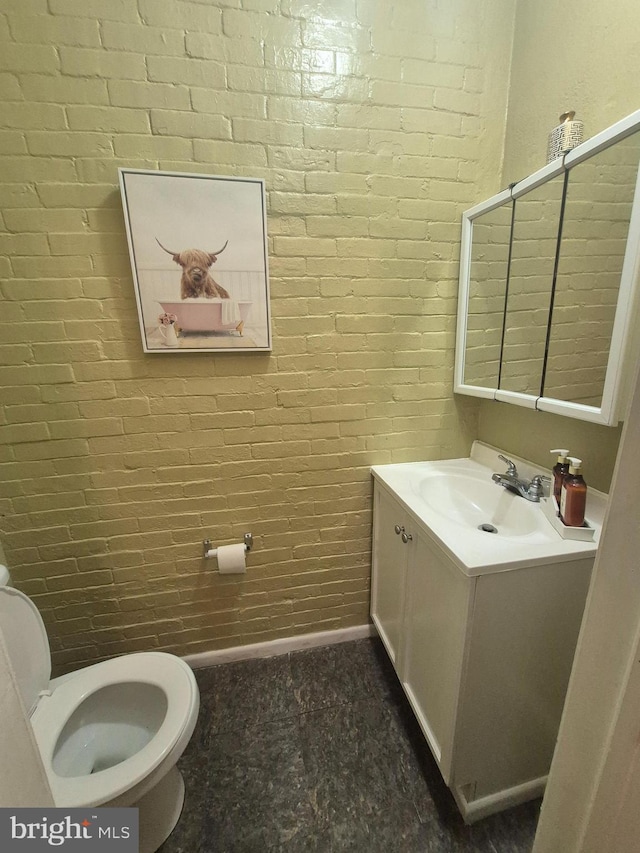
[0,0,513,672]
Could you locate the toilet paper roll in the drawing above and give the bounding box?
[547,112,584,163]
[216,543,247,574]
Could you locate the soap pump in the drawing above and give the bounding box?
[560,457,587,527]
[550,449,570,503]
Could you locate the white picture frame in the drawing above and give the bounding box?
[119,168,272,353]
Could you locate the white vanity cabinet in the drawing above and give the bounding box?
[371,477,594,821]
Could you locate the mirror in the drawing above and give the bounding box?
[544,131,640,408]
[455,109,640,425]
[501,174,564,396]
[462,197,512,393]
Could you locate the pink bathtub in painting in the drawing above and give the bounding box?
[159,299,252,336]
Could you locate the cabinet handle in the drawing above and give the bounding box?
[401,532,413,543]
[394,524,404,535]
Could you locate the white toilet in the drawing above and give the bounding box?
[0,579,200,853]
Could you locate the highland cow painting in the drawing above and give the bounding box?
[119,168,271,353]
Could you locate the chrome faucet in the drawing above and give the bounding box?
[491,455,550,502]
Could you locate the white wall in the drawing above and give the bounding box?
[532,361,640,852]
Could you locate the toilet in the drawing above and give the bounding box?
[0,581,199,853]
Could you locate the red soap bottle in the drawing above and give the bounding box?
[560,457,587,527]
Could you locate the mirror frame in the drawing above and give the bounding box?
[456,186,513,401]
[455,109,640,426]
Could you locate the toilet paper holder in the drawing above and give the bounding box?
[203,532,253,559]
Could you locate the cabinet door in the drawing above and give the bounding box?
[453,559,592,801]
[402,529,471,783]
[371,484,409,668]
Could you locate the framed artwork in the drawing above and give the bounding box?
[119,168,272,353]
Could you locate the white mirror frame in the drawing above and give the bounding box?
[455,187,512,402]
[455,109,640,426]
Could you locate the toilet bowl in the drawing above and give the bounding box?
[0,586,199,853]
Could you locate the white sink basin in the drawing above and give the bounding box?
[371,443,606,575]
[414,472,551,538]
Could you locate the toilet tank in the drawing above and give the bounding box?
[0,565,11,587]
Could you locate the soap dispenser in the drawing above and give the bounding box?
[560,457,587,527]
[550,449,570,503]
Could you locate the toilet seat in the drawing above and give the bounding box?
[0,587,199,809]
[31,652,198,808]
[0,586,51,715]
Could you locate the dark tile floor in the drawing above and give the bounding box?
[159,638,540,852]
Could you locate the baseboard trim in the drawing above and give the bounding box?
[452,775,547,823]
[183,623,376,669]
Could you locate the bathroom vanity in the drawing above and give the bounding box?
[370,442,605,821]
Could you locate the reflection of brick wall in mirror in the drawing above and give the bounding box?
[544,132,640,407]
[464,203,512,389]
[500,177,564,396]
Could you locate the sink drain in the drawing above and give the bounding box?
[478,523,498,534]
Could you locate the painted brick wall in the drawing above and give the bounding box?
[0,0,513,672]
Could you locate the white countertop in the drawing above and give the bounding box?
[371,441,607,577]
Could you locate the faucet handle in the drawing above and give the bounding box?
[498,454,518,476]
[529,474,552,498]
